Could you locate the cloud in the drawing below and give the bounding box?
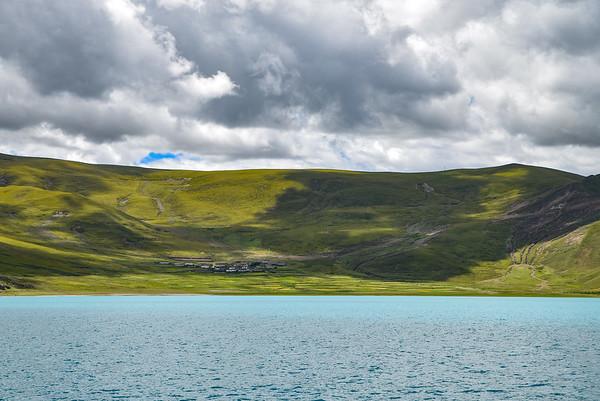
[0,0,236,142]
[0,0,188,98]
[144,0,463,132]
[0,0,599,174]
[175,71,237,100]
[0,60,178,141]
[156,0,204,11]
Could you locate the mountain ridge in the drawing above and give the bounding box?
[0,151,585,176]
[0,153,598,295]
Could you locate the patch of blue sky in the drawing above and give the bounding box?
[139,152,180,165]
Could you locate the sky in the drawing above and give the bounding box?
[0,0,599,174]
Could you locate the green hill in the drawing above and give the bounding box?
[1,153,599,296]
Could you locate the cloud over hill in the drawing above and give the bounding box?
[0,0,599,173]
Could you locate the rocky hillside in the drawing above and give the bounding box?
[507,174,600,247]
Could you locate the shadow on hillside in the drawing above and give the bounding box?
[508,174,600,249]
[245,170,500,281]
[240,166,583,282]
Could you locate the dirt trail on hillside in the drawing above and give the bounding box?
[153,197,164,215]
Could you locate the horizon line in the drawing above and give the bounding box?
[0,151,588,177]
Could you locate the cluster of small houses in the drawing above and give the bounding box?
[157,257,286,273]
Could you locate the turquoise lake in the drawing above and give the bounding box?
[1,296,599,400]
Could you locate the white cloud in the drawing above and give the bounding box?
[175,71,237,100]
[103,0,145,24]
[157,0,205,11]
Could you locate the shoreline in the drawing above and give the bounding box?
[2,292,599,298]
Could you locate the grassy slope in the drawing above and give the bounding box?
[0,153,598,295]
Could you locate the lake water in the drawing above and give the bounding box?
[1,296,599,401]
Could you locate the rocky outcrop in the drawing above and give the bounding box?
[0,276,34,290]
[507,175,600,248]
[0,173,13,186]
[416,182,435,193]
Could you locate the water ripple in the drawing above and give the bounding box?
[0,296,599,400]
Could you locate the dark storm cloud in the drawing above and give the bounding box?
[0,1,127,97]
[142,1,462,133]
[0,64,173,142]
[0,0,188,141]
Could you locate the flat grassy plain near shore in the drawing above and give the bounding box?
[5,274,599,297]
[1,153,600,296]
[5,258,599,297]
